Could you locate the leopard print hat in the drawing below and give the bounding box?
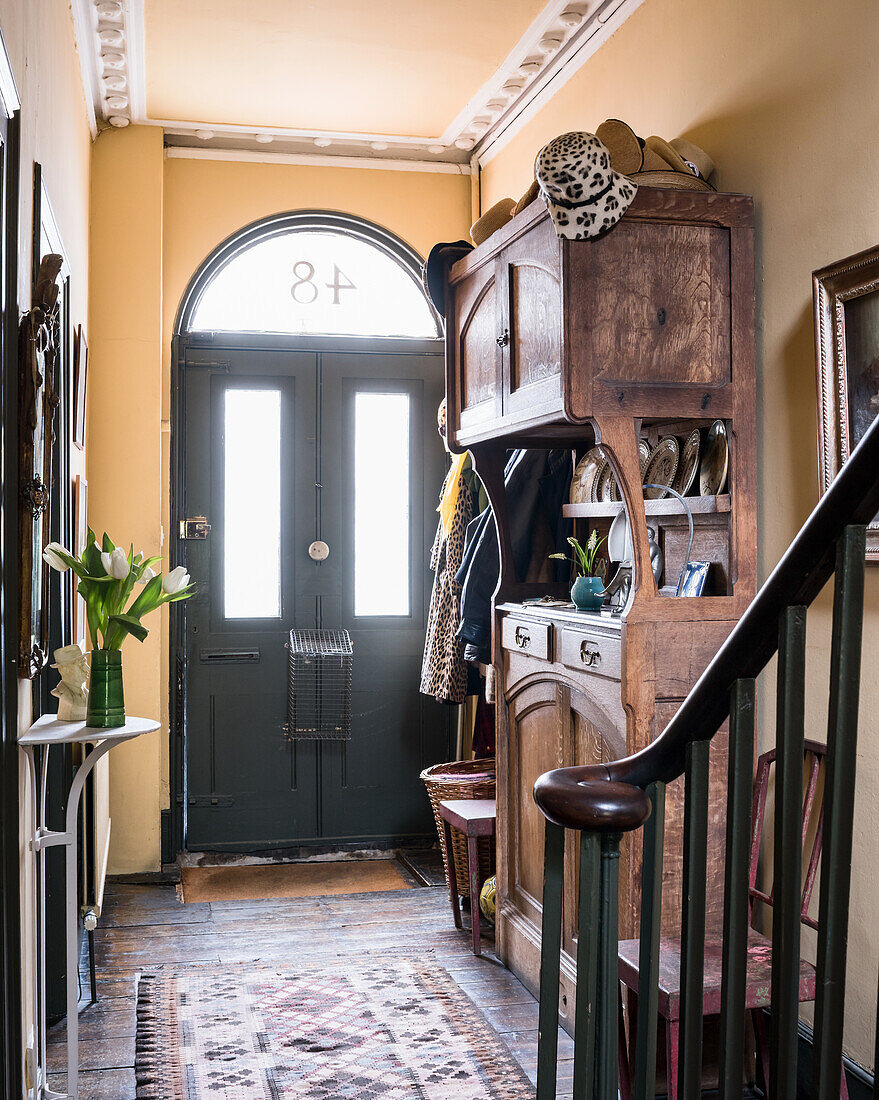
[536,132,637,240]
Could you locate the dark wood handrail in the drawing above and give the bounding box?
[535,412,879,829]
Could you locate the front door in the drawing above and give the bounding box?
[179,341,451,851]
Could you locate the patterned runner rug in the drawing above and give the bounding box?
[135,956,535,1099]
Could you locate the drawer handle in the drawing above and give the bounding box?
[514,625,532,650]
[496,329,510,348]
[580,642,601,667]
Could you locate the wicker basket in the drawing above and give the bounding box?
[420,758,496,898]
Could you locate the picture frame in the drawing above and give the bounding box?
[813,243,879,561]
[18,253,63,677]
[675,560,710,598]
[73,325,87,449]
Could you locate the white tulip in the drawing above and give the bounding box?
[162,566,190,595]
[100,546,130,580]
[43,542,71,572]
[137,565,157,585]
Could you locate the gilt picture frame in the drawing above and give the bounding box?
[813,243,879,561]
[18,253,63,677]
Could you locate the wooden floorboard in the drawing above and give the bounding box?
[47,880,573,1099]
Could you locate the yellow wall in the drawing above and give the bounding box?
[0,0,93,1085]
[89,125,165,873]
[481,0,879,1066]
[87,142,471,872]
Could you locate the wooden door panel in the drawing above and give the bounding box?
[502,215,563,421]
[573,221,731,395]
[456,267,501,425]
[507,683,563,925]
[510,262,561,390]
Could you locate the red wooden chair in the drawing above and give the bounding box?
[617,741,848,1098]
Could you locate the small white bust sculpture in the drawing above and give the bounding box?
[50,644,89,721]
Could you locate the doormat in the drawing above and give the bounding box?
[135,957,534,1099]
[397,845,448,887]
[180,859,413,903]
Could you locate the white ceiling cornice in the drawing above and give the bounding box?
[71,0,644,168]
[166,147,472,175]
[70,0,143,135]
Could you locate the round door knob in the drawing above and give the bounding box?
[308,540,330,561]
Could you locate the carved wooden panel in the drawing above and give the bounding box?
[584,221,731,388]
[460,277,498,410]
[509,262,561,391]
[508,682,564,924]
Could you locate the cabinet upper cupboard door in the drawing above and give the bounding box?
[566,215,733,419]
[449,258,501,437]
[499,214,564,429]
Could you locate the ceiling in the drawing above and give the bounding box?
[143,0,544,139]
[71,0,644,167]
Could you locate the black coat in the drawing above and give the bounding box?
[455,449,571,663]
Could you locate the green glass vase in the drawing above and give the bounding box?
[86,650,125,728]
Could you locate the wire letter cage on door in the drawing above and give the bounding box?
[285,629,353,741]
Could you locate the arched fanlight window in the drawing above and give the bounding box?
[178,211,441,339]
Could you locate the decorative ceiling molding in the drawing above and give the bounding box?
[70,0,144,134]
[473,0,647,168]
[165,147,472,176]
[72,0,643,168]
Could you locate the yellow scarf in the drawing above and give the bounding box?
[439,451,469,536]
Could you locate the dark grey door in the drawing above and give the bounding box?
[180,342,451,851]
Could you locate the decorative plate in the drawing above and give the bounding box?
[570,446,605,504]
[608,510,633,563]
[596,461,620,502]
[699,420,729,495]
[590,455,608,502]
[643,437,680,499]
[638,439,651,479]
[676,429,701,496]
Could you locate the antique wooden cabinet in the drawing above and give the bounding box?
[444,186,756,1018]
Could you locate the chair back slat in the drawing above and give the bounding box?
[747,739,828,930]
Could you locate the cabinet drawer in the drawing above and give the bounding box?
[559,628,621,680]
[501,617,552,660]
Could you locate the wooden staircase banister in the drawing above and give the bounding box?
[540,408,879,815]
[533,767,651,833]
[533,410,879,1100]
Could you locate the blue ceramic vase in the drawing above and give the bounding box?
[571,575,604,612]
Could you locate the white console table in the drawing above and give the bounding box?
[20,715,159,1100]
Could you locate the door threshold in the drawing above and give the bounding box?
[180,844,422,868]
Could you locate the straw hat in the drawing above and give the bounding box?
[629,134,714,191]
[536,132,638,240]
[470,198,516,246]
[512,179,540,216]
[595,119,643,175]
[670,137,715,182]
[625,169,712,192]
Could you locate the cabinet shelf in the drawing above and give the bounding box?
[562,493,731,520]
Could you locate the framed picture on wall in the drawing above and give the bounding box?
[813,243,879,561]
[73,325,87,449]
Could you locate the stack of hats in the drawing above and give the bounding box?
[463,122,714,251]
[595,119,715,190]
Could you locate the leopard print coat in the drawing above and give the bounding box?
[420,464,474,705]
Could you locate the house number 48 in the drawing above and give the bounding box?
[291,261,357,305]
